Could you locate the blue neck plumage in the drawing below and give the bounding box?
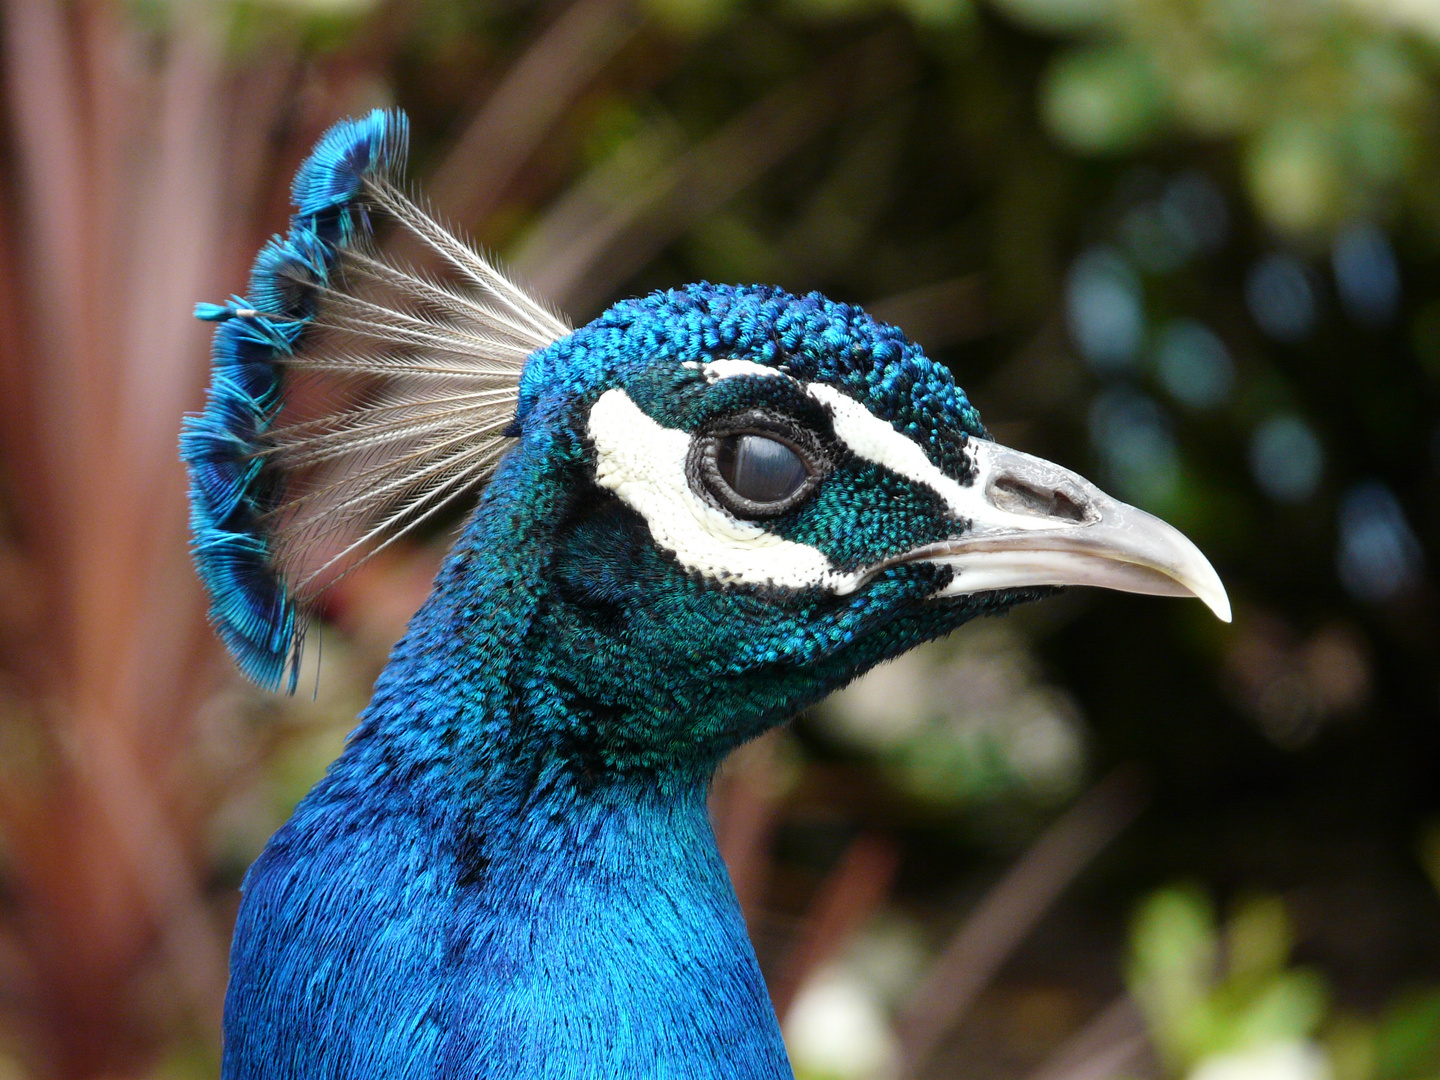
[223,426,794,1080]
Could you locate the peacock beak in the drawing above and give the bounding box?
[898,441,1232,622]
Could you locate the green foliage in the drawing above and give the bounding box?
[1128,887,1328,1073]
[1129,887,1440,1080]
[1040,42,1167,154]
[989,0,1440,237]
[1373,993,1440,1079]
[812,626,1087,808]
[1329,991,1440,1080]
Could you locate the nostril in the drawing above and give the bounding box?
[990,475,1091,523]
[1048,484,1091,522]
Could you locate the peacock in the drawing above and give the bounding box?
[183,110,1229,1080]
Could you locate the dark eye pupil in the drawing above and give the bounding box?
[716,434,810,505]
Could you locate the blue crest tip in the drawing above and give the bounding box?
[195,301,236,322]
[291,109,409,218]
[183,108,412,692]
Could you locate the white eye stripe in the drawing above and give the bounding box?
[806,383,1071,535]
[683,358,795,384]
[804,383,975,517]
[587,388,864,593]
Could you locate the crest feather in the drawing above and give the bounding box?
[182,109,568,691]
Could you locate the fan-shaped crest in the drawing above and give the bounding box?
[182,110,569,691]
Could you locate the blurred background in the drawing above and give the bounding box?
[0,0,1438,1077]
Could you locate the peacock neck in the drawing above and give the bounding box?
[227,454,795,1079]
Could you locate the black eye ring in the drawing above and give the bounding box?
[688,412,828,519]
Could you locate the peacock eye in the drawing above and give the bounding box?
[717,435,809,505]
[692,423,826,519]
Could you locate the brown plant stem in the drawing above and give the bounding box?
[1019,994,1150,1080]
[770,832,900,1020]
[896,767,1148,1078]
[427,0,641,228]
[516,29,918,313]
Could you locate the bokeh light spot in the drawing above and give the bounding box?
[1336,482,1424,603]
[986,0,1114,33]
[1245,118,1343,235]
[1249,415,1324,503]
[1154,319,1234,409]
[1067,247,1144,370]
[784,965,899,1080]
[1121,201,1187,273]
[1120,172,1229,274]
[1246,253,1318,342]
[1331,222,1400,326]
[1041,43,1166,154]
[1088,385,1179,506]
[1162,171,1229,253]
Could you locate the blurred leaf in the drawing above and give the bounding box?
[1227,972,1328,1049]
[640,0,742,35]
[1374,991,1440,1079]
[1226,896,1293,988]
[1170,58,1257,136]
[817,628,1087,808]
[687,213,787,283]
[988,0,1116,34]
[1129,885,1219,1065]
[1130,889,1333,1074]
[1327,1016,1378,1080]
[1041,43,1167,154]
[893,0,974,30]
[1245,118,1345,236]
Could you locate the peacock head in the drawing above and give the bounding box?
[487,283,1229,760]
[184,111,1227,767]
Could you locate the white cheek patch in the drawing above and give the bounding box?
[805,383,1059,535]
[587,388,865,593]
